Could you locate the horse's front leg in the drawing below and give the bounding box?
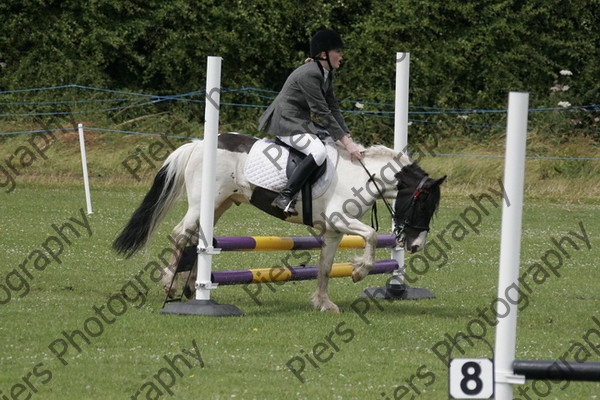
[351,226,378,282]
[335,220,378,283]
[312,232,344,312]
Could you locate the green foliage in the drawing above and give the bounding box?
[1,0,599,142]
[341,0,599,106]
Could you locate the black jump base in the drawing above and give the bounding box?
[161,299,244,317]
[360,283,435,300]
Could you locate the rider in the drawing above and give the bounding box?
[258,28,362,215]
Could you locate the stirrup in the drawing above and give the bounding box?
[284,199,298,215]
[272,195,298,216]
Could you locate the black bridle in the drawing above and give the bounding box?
[358,160,431,242]
[394,176,431,243]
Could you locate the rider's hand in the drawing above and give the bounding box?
[341,134,363,162]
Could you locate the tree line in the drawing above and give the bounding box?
[1,0,598,140]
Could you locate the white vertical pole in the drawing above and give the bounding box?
[391,52,410,284]
[394,52,410,154]
[494,92,529,399]
[195,56,222,301]
[77,123,93,215]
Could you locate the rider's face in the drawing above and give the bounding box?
[327,49,343,70]
[318,49,344,70]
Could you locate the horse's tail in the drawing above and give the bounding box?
[112,141,199,258]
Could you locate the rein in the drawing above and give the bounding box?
[358,159,396,232]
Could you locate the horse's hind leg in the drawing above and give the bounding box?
[172,198,237,298]
[312,233,344,312]
[161,207,200,298]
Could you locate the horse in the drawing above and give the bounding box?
[112,132,445,312]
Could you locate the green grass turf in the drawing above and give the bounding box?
[0,182,598,399]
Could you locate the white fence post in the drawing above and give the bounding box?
[161,56,243,316]
[78,123,93,215]
[362,51,433,300]
[195,56,222,301]
[391,52,409,285]
[494,92,529,398]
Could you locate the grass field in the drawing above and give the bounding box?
[1,175,599,399]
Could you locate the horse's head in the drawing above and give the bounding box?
[393,163,446,253]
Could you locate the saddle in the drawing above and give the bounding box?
[244,138,338,226]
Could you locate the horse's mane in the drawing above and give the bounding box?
[362,144,412,167]
[333,141,413,170]
[363,144,395,158]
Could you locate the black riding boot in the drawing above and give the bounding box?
[272,155,320,215]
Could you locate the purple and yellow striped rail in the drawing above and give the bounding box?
[212,234,396,252]
[211,259,399,285]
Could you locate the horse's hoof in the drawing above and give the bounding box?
[163,286,176,299]
[320,304,340,313]
[312,295,340,313]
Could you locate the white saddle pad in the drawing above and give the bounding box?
[244,139,338,199]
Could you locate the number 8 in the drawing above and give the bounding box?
[460,361,483,395]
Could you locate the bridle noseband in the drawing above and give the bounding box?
[358,160,431,243]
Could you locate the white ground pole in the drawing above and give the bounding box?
[494,92,529,399]
[390,52,410,285]
[77,123,93,215]
[195,56,222,301]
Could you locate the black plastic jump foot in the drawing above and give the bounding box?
[360,283,435,300]
[161,299,244,317]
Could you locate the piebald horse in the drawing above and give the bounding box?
[113,133,445,312]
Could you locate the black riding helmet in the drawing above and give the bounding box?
[309,29,344,71]
[310,29,344,58]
